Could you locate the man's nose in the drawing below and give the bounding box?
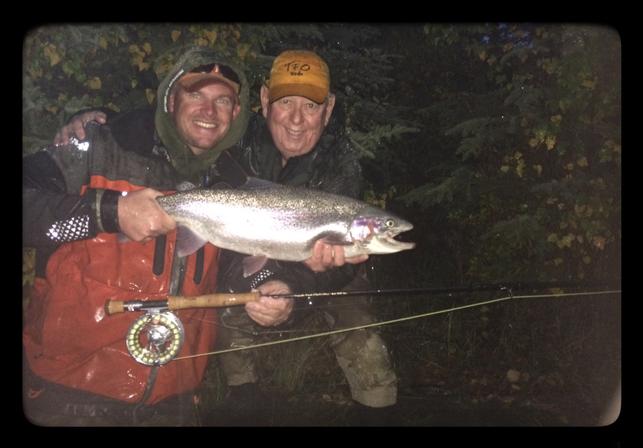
[202,101,218,117]
[289,106,303,124]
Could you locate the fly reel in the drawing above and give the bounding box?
[126,310,185,366]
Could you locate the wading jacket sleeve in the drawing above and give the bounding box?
[23,122,220,404]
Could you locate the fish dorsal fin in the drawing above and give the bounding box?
[240,176,285,191]
[175,225,208,258]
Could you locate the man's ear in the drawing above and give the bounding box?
[260,84,270,118]
[323,94,336,127]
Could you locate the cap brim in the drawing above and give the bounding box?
[179,73,239,94]
[269,84,328,104]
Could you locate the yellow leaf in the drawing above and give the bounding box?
[478,50,487,61]
[550,114,562,125]
[515,159,525,178]
[27,66,43,78]
[237,43,250,60]
[131,79,138,88]
[204,30,217,45]
[85,76,102,90]
[195,37,208,46]
[547,233,558,243]
[577,156,588,167]
[45,105,59,114]
[143,42,152,54]
[171,30,181,42]
[545,135,556,150]
[565,163,574,171]
[99,36,108,49]
[106,102,121,113]
[592,236,606,250]
[128,44,143,56]
[532,164,543,176]
[581,78,597,90]
[500,165,510,173]
[43,43,61,66]
[528,138,539,148]
[145,88,156,105]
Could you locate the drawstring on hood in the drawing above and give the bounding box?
[155,47,250,183]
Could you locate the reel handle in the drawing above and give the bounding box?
[105,292,261,315]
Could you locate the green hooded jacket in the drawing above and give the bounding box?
[154,47,250,184]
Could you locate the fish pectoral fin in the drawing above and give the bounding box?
[175,225,208,257]
[242,255,269,278]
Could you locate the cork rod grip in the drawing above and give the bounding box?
[167,292,261,310]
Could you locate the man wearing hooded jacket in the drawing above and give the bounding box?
[23,47,294,426]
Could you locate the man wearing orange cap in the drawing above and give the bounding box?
[217,50,398,422]
[50,49,398,424]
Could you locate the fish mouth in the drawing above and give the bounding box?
[367,225,415,253]
[378,234,415,252]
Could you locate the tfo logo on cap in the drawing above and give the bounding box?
[283,60,311,77]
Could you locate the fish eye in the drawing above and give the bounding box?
[385,219,395,228]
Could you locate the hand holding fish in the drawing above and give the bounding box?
[118,188,176,242]
[245,280,294,326]
[304,240,369,272]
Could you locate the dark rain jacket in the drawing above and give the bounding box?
[22,48,250,404]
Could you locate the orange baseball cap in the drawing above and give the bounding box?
[267,50,330,104]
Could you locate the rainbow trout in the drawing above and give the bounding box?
[157,178,414,276]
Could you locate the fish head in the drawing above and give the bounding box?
[348,214,415,255]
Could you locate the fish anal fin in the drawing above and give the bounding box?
[242,255,269,278]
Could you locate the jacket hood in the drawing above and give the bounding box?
[155,47,250,183]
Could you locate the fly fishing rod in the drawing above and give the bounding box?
[106,281,619,366]
[105,280,619,315]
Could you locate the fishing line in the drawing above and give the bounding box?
[173,289,620,362]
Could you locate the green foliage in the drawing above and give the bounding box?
[394,24,620,284]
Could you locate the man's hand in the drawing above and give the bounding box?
[54,111,107,146]
[303,240,368,272]
[245,280,294,327]
[117,188,176,242]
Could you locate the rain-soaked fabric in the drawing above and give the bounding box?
[217,267,397,407]
[23,124,220,406]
